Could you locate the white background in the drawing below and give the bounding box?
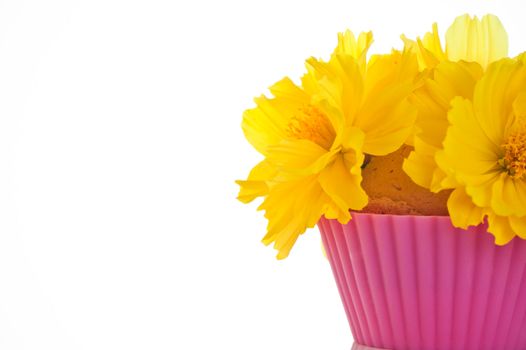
[0,0,524,349]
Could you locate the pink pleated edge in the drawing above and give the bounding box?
[318,213,526,350]
[351,342,391,350]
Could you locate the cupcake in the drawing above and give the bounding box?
[360,145,450,216]
[237,14,526,350]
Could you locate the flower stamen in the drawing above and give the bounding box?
[501,126,526,180]
[287,105,335,150]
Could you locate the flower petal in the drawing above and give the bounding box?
[266,139,338,177]
[446,14,508,69]
[318,154,368,213]
[306,54,365,123]
[447,188,486,229]
[411,61,482,149]
[259,176,328,259]
[401,22,444,70]
[441,97,500,177]
[509,216,526,239]
[333,30,373,67]
[491,174,526,217]
[464,173,500,209]
[421,23,447,63]
[322,201,351,224]
[236,160,277,203]
[242,78,309,156]
[403,136,439,189]
[487,212,516,245]
[356,50,418,155]
[472,59,526,147]
[512,90,526,121]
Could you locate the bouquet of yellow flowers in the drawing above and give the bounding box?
[238,14,526,350]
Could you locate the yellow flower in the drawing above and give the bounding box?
[403,14,508,191]
[403,61,483,191]
[402,14,508,70]
[401,22,445,70]
[436,58,526,244]
[237,31,418,259]
[446,14,508,69]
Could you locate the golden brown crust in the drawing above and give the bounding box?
[360,145,450,216]
[362,197,423,215]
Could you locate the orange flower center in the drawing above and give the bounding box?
[501,127,526,180]
[287,105,335,150]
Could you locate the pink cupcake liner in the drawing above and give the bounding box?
[318,213,526,350]
[351,343,390,350]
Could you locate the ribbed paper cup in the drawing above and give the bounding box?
[351,342,390,350]
[318,213,526,350]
